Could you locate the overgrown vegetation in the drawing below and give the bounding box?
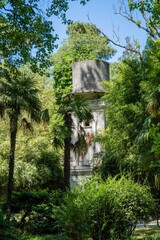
[0,0,160,239]
[55,176,155,240]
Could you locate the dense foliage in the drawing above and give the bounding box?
[94,38,160,225]
[0,209,26,240]
[0,67,63,194]
[10,189,64,234]
[51,22,115,188]
[127,0,160,39]
[56,176,155,240]
[97,39,160,182]
[52,22,115,100]
[0,0,160,238]
[0,0,89,69]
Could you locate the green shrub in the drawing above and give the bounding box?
[56,176,155,240]
[33,151,64,190]
[11,189,64,235]
[0,209,26,240]
[0,149,64,194]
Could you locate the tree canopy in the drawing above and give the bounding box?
[0,0,160,235]
[0,0,89,69]
[52,22,116,100]
[97,39,160,208]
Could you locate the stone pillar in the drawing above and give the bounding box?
[70,60,109,186]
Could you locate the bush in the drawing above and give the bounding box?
[0,209,26,240]
[55,176,155,240]
[33,151,64,190]
[0,149,64,194]
[11,189,64,235]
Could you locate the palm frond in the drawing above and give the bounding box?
[0,66,42,122]
[41,109,50,123]
[59,96,93,123]
[136,117,151,145]
[21,118,33,132]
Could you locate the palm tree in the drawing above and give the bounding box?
[54,96,93,189]
[0,66,43,216]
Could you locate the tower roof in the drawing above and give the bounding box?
[72,60,109,95]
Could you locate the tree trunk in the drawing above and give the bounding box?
[64,113,72,190]
[6,117,18,218]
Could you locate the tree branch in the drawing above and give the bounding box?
[93,25,142,60]
[114,0,158,39]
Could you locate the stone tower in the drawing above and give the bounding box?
[70,60,109,186]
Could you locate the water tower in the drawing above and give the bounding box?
[70,60,109,185]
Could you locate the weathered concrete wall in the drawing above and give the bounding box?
[72,60,109,93]
[70,99,106,172]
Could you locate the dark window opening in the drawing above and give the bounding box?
[84,121,90,127]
